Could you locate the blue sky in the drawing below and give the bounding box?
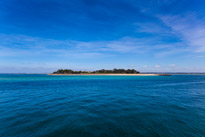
[0,0,205,73]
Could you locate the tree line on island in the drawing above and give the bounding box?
[53,68,140,74]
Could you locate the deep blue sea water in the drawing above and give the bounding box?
[0,74,205,137]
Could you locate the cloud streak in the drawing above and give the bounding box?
[159,14,205,52]
[0,34,185,58]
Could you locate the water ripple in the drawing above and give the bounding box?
[0,74,205,136]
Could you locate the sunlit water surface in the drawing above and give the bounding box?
[0,74,205,136]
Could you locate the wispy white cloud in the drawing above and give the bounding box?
[154,65,160,68]
[159,14,205,52]
[169,64,176,67]
[0,34,182,58]
[1,18,204,62]
[135,22,171,35]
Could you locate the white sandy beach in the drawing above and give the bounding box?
[48,73,170,76]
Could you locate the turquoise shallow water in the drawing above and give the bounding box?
[0,74,205,136]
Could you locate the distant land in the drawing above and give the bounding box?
[48,69,171,76]
[1,72,205,75]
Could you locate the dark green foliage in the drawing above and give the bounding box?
[93,68,139,74]
[53,68,140,74]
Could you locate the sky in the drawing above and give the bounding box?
[0,0,205,73]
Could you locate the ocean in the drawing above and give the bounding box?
[0,74,205,136]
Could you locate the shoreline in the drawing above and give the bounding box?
[48,73,171,76]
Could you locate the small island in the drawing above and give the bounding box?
[48,69,171,76]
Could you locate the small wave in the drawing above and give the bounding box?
[156,81,205,87]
